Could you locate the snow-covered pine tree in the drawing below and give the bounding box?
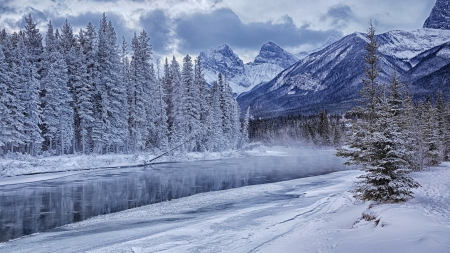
[120,36,131,152]
[183,54,201,151]
[337,22,419,203]
[154,60,169,151]
[81,22,98,153]
[162,58,174,140]
[19,35,43,155]
[73,36,94,155]
[41,21,73,155]
[207,80,225,151]
[23,14,44,81]
[0,44,15,153]
[92,14,128,153]
[105,20,128,153]
[128,31,154,151]
[359,71,420,202]
[399,82,422,171]
[60,19,79,152]
[240,106,251,147]
[230,98,241,149]
[194,56,210,151]
[170,56,187,151]
[436,92,448,160]
[422,97,442,166]
[218,73,232,149]
[0,33,26,152]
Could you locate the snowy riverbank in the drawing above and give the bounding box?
[1,163,449,252]
[0,145,273,178]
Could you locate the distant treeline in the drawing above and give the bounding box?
[248,112,345,147]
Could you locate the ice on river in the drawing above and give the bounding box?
[1,164,449,253]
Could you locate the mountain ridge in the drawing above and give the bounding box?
[237,28,450,117]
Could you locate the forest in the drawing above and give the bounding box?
[0,14,246,156]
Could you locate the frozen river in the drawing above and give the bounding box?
[0,148,349,244]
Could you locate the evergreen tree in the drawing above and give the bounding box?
[92,14,128,153]
[337,22,419,203]
[20,35,43,155]
[422,97,442,166]
[207,80,225,151]
[23,14,44,80]
[41,21,73,155]
[194,57,210,151]
[183,54,200,151]
[170,56,187,150]
[241,106,251,147]
[60,19,78,152]
[318,111,330,146]
[73,39,94,154]
[162,57,174,140]
[128,31,155,151]
[154,62,169,150]
[0,44,15,152]
[1,33,26,152]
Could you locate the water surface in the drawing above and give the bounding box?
[0,149,348,242]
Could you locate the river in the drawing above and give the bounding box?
[0,148,348,243]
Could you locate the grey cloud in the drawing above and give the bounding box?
[321,5,356,29]
[175,8,340,53]
[139,9,172,54]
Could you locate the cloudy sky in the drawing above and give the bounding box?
[0,0,437,63]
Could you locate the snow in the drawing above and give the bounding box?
[1,159,449,252]
[378,28,450,60]
[0,145,269,178]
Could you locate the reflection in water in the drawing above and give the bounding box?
[0,151,348,242]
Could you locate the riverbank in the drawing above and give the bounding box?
[1,164,449,252]
[0,144,274,178]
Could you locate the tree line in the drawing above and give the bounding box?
[0,14,246,156]
[248,112,345,147]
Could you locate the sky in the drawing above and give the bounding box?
[0,0,437,63]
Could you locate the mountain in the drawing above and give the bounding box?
[237,28,450,117]
[424,0,450,30]
[199,44,251,94]
[200,42,298,94]
[294,34,342,60]
[252,42,298,69]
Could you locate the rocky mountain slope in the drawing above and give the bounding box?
[200,42,298,94]
[237,0,450,117]
[424,0,450,30]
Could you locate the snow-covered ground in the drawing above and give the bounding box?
[0,145,269,178]
[1,163,449,252]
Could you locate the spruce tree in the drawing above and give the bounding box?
[41,21,73,155]
[337,22,419,203]
[241,106,251,147]
[170,56,187,151]
[0,44,14,152]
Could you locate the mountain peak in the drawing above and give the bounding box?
[254,41,298,69]
[424,0,450,30]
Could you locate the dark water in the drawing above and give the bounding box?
[0,150,348,242]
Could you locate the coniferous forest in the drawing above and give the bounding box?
[0,14,245,156]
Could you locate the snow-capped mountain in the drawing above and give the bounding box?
[245,42,299,88]
[199,44,251,93]
[199,42,298,94]
[423,0,450,30]
[237,28,450,117]
[252,42,298,69]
